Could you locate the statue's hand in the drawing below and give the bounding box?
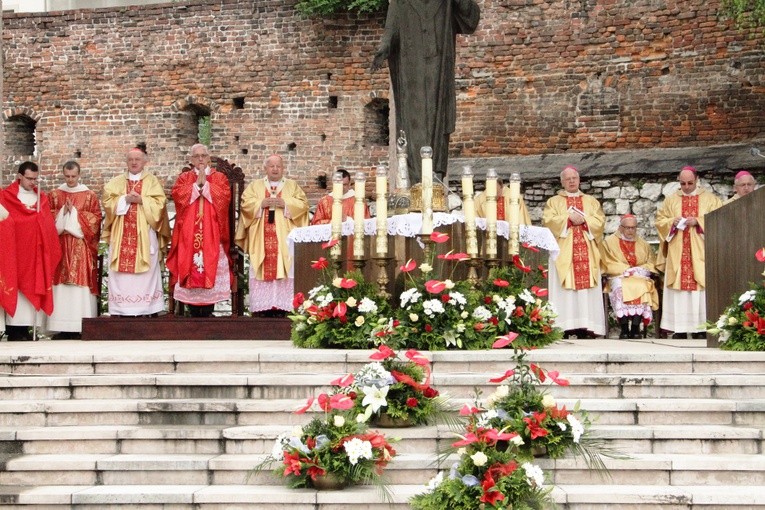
[372,44,389,71]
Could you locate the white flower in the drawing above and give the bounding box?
[420,263,433,273]
[361,385,389,413]
[355,362,394,386]
[728,316,738,326]
[739,290,757,305]
[449,291,466,306]
[511,435,524,446]
[423,299,445,317]
[457,448,466,456]
[346,296,357,307]
[308,285,326,300]
[456,323,466,333]
[519,289,536,304]
[460,311,469,319]
[486,385,509,407]
[358,297,378,314]
[356,413,368,423]
[291,426,304,437]
[316,292,334,307]
[333,415,345,427]
[444,279,455,290]
[522,462,545,487]
[343,437,373,465]
[400,288,423,307]
[472,306,492,321]
[409,313,419,322]
[470,451,488,467]
[355,316,365,327]
[424,471,444,493]
[476,409,499,428]
[716,315,727,330]
[271,433,288,461]
[332,277,344,288]
[567,414,584,443]
[542,394,556,408]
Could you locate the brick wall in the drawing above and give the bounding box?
[2,0,764,205]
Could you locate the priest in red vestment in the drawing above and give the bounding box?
[0,196,18,337]
[47,161,102,339]
[1,161,62,341]
[167,144,232,317]
[310,169,370,225]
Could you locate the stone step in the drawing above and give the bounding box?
[0,483,763,509]
[4,372,765,400]
[1,396,763,427]
[3,424,762,456]
[5,452,763,487]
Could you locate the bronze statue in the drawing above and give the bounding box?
[373,0,480,185]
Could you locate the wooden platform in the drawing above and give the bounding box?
[81,315,291,340]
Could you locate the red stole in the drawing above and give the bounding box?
[618,238,641,304]
[679,195,699,291]
[262,185,281,281]
[567,195,592,290]
[118,180,143,273]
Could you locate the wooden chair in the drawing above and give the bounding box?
[168,156,247,316]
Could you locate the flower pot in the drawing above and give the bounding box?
[311,472,349,490]
[531,445,547,457]
[495,441,547,458]
[372,412,415,428]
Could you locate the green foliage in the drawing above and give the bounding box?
[295,0,386,16]
[708,283,765,350]
[198,116,211,146]
[720,0,765,31]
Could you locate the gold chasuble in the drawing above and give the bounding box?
[542,192,605,290]
[102,172,171,274]
[655,189,721,291]
[235,178,309,281]
[600,233,659,310]
[475,189,532,226]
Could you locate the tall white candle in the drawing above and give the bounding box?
[462,166,477,257]
[330,171,343,259]
[375,166,388,256]
[508,172,521,256]
[420,146,433,236]
[353,171,366,258]
[485,168,498,259]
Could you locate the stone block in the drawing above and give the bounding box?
[602,187,621,199]
[602,200,616,215]
[615,199,631,214]
[591,180,611,188]
[640,183,663,201]
[620,186,639,200]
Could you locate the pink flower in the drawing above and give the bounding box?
[430,231,449,243]
[513,254,532,273]
[330,373,355,387]
[370,345,396,360]
[492,332,519,349]
[295,397,315,414]
[405,349,429,366]
[522,242,540,253]
[338,278,357,289]
[757,248,765,263]
[400,259,417,272]
[531,286,548,297]
[310,257,329,270]
[424,280,447,293]
[493,279,509,288]
[547,370,570,386]
[333,302,347,318]
[459,404,480,416]
[329,393,354,410]
[488,369,515,383]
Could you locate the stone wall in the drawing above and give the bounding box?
[2,0,764,207]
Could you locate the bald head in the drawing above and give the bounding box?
[678,169,697,195]
[560,166,580,193]
[264,155,285,181]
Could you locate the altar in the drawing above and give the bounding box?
[288,213,559,297]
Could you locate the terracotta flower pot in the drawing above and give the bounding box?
[311,472,349,490]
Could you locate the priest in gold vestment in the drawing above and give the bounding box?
[600,214,658,339]
[655,166,721,339]
[48,161,102,338]
[102,148,170,316]
[235,155,309,314]
[542,166,606,338]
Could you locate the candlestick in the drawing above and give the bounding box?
[353,171,366,259]
[330,171,343,263]
[485,168,498,260]
[375,165,388,256]
[508,172,521,256]
[462,166,478,258]
[421,146,433,236]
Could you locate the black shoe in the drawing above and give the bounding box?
[618,318,629,339]
[691,332,706,339]
[672,332,686,339]
[629,316,642,339]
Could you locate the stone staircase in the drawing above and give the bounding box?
[0,339,764,509]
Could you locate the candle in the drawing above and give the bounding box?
[330,171,343,259]
[353,171,366,258]
[375,165,388,256]
[462,166,478,257]
[486,168,498,259]
[420,146,433,236]
[508,172,521,255]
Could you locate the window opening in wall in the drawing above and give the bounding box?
[5,115,37,158]
[363,98,390,147]
[74,150,82,158]
[233,97,245,109]
[328,96,338,109]
[241,148,249,155]
[178,105,212,149]
[287,142,297,152]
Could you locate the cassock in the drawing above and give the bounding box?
[310,190,370,225]
[475,190,532,225]
[235,177,309,312]
[47,184,102,333]
[655,188,722,333]
[600,232,659,321]
[542,191,606,336]
[0,200,18,333]
[1,181,62,329]
[102,171,170,316]
[167,167,232,307]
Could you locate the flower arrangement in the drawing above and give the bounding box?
[707,248,765,351]
[290,240,391,349]
[258,390,396,492]
[333,345,454,427]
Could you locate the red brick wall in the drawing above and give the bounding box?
[2,0,763,201]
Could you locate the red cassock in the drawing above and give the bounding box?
[1,182,62,315]
[0,194,18,316]
[49,189,103,294]
[167,169,232,289]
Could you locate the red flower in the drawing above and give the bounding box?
[493,278,509,287]
[492,332,518,349]
[400,259,417,272]
[531,285,548,297]
[479,487,504,506]
[488,369,515,383]
[370,345,396,360]
[422,386,439,398]
[321,239,339,250]
[424,280,447,293]
[530,307,542,322]
[441,294,451,303]
[489,316,499,326]
[538,264,548,278]
[430,231,449,243]
[522,242,540,253]
[756,247,765,262]
[406,397,419,408]
[743,302,754,311]
[329,393,355,410]
[330,373,354,387]
[485,429,519,443]
[459,404,480,416]
[293,292,305,309]
[333,302,347,318]
[514,306,525,317]
[391,370,428,391]
[295,396,315,414]
[513,254,532,273]
[338,278,357,289]
[282,451,303,476]
[547,370,570,386]
[310,257,329,270]
[474,322,485,331]
[306,465,326,480]
[452,432,480,447]
[523,412,549,439]
[405,349,429,367]
[484,296,493,304]
[438,251,469,261]
[424,324,433,332]
[530,363,546,383]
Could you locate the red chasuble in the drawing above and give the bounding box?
[167,169,231,289]
[1,182,62,315]
[0,196,18,316]
[566,195,592,290]
[679,195,699,291]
